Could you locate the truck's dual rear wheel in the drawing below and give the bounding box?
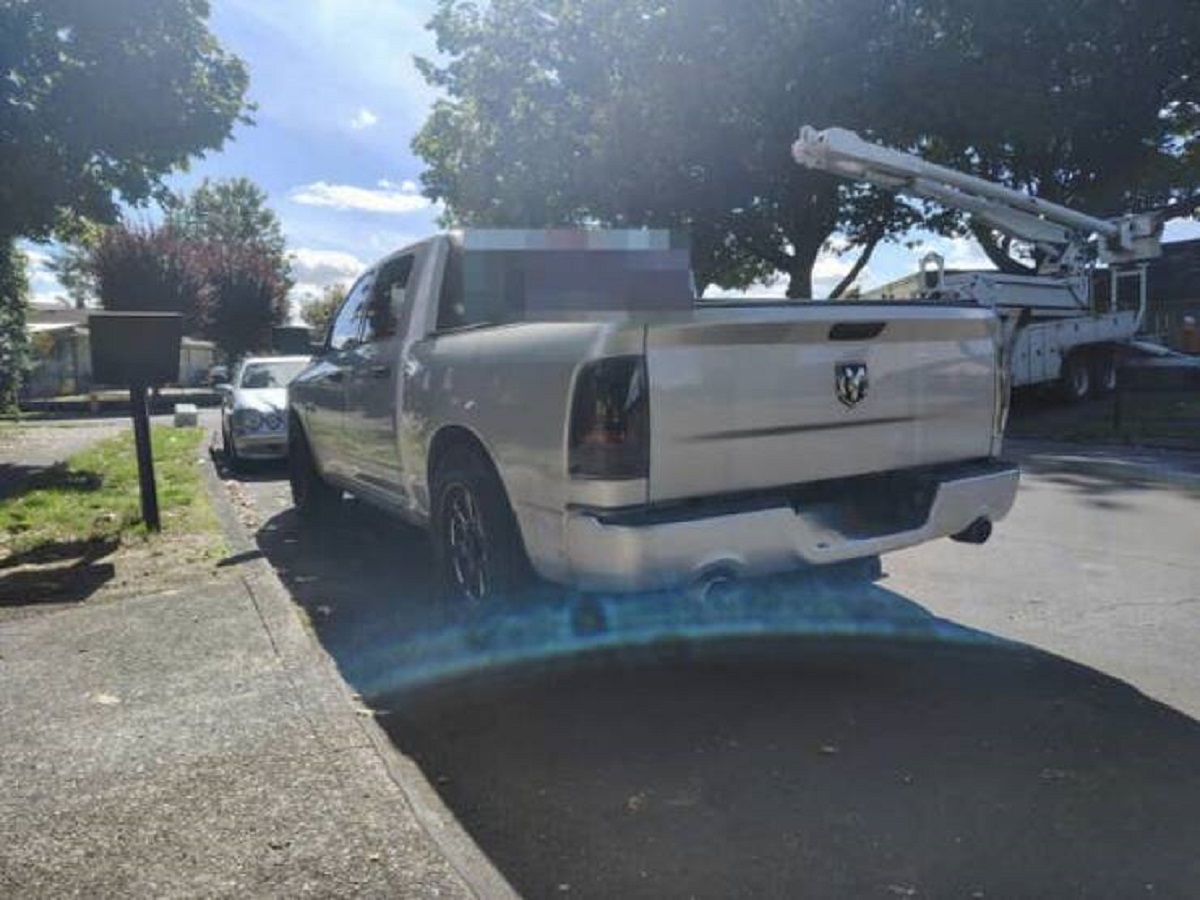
[1060,348,1116,403]
[1060,351,1092,403]
[431,446,527,605]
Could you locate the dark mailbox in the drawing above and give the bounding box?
[89,312,183,387]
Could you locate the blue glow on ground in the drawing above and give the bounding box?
[349,574,1014,698]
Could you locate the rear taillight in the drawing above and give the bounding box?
[569,356,649,480]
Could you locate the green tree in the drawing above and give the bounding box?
[48,217,106,309]
[414,0,1198,296]
[0,0,250,241]
[88,221,289,361]
[165,178,291,280]
[0,242,31,412]
[0,0,250,398]
[300,283,347,337]
[164,178,294,357]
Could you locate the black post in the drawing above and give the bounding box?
[129,381,161,532]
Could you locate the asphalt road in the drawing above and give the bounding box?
[213,417,1200,899]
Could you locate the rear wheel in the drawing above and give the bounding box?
[288,418,341,519]
[431,446,526,604]
[1092,348,1118,396]
[1060,350,1092,403]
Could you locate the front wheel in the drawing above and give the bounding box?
[1059,350,1092,403]
[1092,349,1118,396]
[223,420,243,473]
[431,447,526,604]
[288,418,341,519]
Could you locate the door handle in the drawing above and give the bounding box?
[369,364,392,379]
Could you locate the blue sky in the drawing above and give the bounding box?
[24,0,1199,309]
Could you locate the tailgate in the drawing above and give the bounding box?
[644,304,999,503]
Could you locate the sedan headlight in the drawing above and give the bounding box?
[234,408,263,431]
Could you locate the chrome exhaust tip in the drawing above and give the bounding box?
[951,517,993,545]
[688,565,742,603]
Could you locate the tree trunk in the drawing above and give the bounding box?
[785,239,823,300]
[969,223,1036,274]
[829,232,882,299]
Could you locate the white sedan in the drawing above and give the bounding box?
[219,356,311,468]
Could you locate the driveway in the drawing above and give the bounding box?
[219,439,1200,899]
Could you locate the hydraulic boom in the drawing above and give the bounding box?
[792,126,1164,277]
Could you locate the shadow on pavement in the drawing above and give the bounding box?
[381,638,1200,900]
[252,497,1200,899]
[0,460,103,502]
[1,461,116,605]
[0,555,116,607]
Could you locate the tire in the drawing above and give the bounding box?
[223,420,243,473]
[430,445,526,604]
[1059,350,1092,403]
[1092,348,1118,396]
[288,418,341,519]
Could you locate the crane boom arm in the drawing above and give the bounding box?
[792,126,1163,274]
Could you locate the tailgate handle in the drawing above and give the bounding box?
[829,321,887,341]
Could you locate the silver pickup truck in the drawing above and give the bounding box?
[288,230,1019,602]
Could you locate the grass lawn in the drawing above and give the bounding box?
[1,426,217,556]
[1,427,224,604]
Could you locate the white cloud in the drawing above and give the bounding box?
[936,236,995,270]
[23,246,53,269]
[812,252,854,281]
[290,181,432,214]
[349,108,379,130]
[704,247,872,300]
[289,247,366,287]
[17,240,73,306]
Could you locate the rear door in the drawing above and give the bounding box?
[343,250,421,498]
[644,304,999,502]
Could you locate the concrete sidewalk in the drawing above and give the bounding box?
[0,565,495,897]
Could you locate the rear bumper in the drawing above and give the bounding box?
[562,459,1019,592]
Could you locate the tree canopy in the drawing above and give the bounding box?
[299,283,347,337]
[166,177,294,291]
[414,0,1199,296]
[90,182,292,362]
[0,244,30,411]
[0,0,250,242]
[166,178,288,261]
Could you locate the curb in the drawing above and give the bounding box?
[199,444,519,900]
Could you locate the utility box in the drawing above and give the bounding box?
[89,312,183,387]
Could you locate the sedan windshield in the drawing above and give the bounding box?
[239,360,308,389]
